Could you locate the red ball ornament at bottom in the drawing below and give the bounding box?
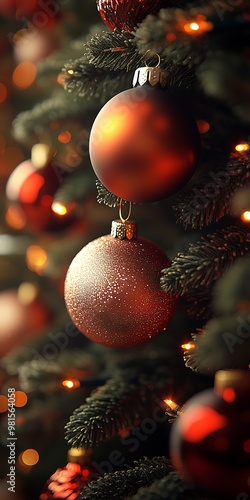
[64,220,178,348]
[170,370,250,499]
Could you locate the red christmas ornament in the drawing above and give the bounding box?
[0,285,52,357]
[97,0,171,32]
[0,0,38,19]
[170,370,250,499]
[6,156,74,233]
[64,218,178,348]
[40,448,97,500]
[89,66,200,203]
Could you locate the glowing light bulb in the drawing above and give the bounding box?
[241,211,250,222]
[164,399,178,410]
[52,201,68,216]
[235,143,249,152]
[181,343,195,350]
[58,131,71,144]
[62,379,81,389]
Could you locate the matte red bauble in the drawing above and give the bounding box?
[89,83,200,203]
[6,159,74,233]
[65,220,177,348]
[170,370,250,499]
[97,0,171,31]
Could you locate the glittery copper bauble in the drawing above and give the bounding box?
[97,0,170,31]
[64,233,177,348]
[170,371,250,498]
[89,86,200,203]
[6,160,74,233]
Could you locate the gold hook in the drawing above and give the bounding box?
[144,49,161,68]
[119,199,132,222]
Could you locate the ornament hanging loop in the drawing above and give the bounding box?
[119,199,132,222]
[144,49,161,68]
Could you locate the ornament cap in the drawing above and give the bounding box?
[111,219,137,240]
[67,447,93,466]
[215,369,250,398]
[133,66,169,89]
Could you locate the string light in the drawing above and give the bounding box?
[241,211,250,222]
[183,18,213,34]
[181,342,195,350]
[52,201,68,216]
[164,399,178,411]
[62,379,81,389]
[235,143,249,152]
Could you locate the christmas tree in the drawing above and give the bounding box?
[0,1,249,499]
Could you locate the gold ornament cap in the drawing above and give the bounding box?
[111,220,137,240]
[215,369,250,398]
[67,447,93,466]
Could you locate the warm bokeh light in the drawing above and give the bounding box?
[235,143,249,152]
[5,205,26,230]
[52,201,68,216]
[0,82,7,104]
[82,468,90,479]
[12,61,37,89]
[189,22,199,30]
[14,391,28,407]
[31,144,51,169]
[18,282,38,305]
[181,343,195,350]
[241,211,250,222]
[0,395,8,413]
[62,379,81,389]
[19,449,39,466]
[197,119,210,134]
[58,131,72,144]
[26,245,48,274]
[164,399,178,410]
[184,18,213,34]
[222,387,236,403]
[67,69,74,75]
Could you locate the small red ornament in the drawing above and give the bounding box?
[96,0,171,32]
[64,218,178,348]
[0,285,52,357]
[89,66,200,203]
[6,156,74,233]
[170,370,250,499]
[40,448,97,500]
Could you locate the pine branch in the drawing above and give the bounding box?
[84,30,142,71]
[161,223,250,296]
[213,257,250,316]
[173,146,250,229]
[65,378,154,449]
[96,180,122,208]
[128,471,209,500]
[54,168,96,206]
[61,57,132,100]
[80,456,171,500]
[184,314,250,375]
[12,92,82,144]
